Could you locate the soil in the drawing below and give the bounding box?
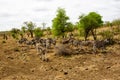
[0,37,120,80]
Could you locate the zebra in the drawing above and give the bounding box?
[36,43,47,61]
[93,39,111,52]
[18,38,28,47]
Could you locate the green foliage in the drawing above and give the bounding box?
[34,27,43,38]
[52,8,69,37]
[74,23,79,30]
[76,22,84,37]
[99,30,114,39]
[21,26,26,33]
[79,28,84,37]
[78,12,103,40]
[11,33,16,39]
[11,28,20,40]
[47,27,51,31]
[65,22,74,32]
[19,31,24,38]
[11,28,20,34]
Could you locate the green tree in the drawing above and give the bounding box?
[52,8,69,37]
[24,21,35,38]
[34,27,43,38]
[78,12,103,40]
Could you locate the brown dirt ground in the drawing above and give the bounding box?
[0,37,120,80]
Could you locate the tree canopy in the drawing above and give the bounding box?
[65,22,74,32]
[52,8,69,37]
[23,21,36,38]
[78,12,103,40]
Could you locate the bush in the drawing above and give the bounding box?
[99,30,114,39]
[34,27,43,38]
[11,33,19,40]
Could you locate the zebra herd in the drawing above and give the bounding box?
[18,37,56,61]
[18,37,114,61]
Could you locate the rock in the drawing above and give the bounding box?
[7,56,14,59]
[106,66,111,69]
[64,71,68,75]
[85,68,88,70]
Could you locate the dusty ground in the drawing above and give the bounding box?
[0,37,120,80]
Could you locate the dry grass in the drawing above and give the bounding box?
[0,27,120,80]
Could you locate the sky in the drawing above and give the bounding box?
[0,0,120,31]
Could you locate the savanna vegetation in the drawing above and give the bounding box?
[0,8,120,80]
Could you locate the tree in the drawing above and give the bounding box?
[34,27,43,38]
[52,8,69,37]
[24,21,35,38]
[3,33,8,40]
[78,12,103,40]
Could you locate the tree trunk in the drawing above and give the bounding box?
[27,33,30,37]
[91,29,97,40]
[84,30,89,41]
[3,34,6,39]
[30,31,33,38]
[3,34,8,40]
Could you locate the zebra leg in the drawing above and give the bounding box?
[93,45,97,53]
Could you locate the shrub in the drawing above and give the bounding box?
[34,27,43,38]
[99,30,114,39]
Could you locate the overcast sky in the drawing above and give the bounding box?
[0,0,120,31]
